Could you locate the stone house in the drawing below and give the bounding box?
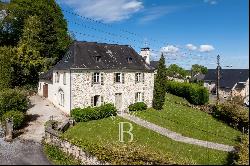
[38,41,155,114]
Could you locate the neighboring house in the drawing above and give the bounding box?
[38,41,155,114]
[200,69,249,101]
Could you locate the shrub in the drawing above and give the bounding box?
[1,111,25,129]
[0,88,29,117]
[232,135,249,165]
[166,81,209,105]
[212,102,249,132]
[71,103,117,122]
[129,102,147,111]
[43,143,81,165]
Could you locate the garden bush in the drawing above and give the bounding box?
[232,135,249,165]
[0,88,29,117]
[128,102,147,111]
[165,81,209,105]
[1,111,25,129]
[212,102,249,132]
[71,103,117,122]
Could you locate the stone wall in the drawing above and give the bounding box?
[71,70,154,113]
[44,127,108,165]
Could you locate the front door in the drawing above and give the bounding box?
[43,84,48,98]
[115,93,122,113]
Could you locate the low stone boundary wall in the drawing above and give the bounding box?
[44,123,108,165]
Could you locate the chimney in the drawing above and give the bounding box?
[140,47,150,64]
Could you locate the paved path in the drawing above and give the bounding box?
[119,113,235,152]
[20,95,68,142]
[0,137,51,165]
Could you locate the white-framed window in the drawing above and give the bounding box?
[135,92,144,102]
[63,72,66,85]
[91,72,104,86]
[94,72,100,83]
[136,73,141,82]
[55,72,60,83]
[115,73,121,83]
[91,95,104,106]
[135,73,144,83]
[59,90,64,107]
[114,73,124,83]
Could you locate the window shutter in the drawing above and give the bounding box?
[91,73,94,87]
[122,73,125,84]
[142,92,145,102]
[101,96,104,105]
[142,73,145,83]
[101,73,104,85]
[114,73,116,83]
[135,93,137,102]
[135,73,137,84]
[91,96,94,106]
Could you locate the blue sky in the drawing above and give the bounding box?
[57,0,249,69]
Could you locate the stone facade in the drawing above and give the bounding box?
[71,70,154,113]
[38,69,154,114]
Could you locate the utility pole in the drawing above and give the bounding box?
[216,55,220,104]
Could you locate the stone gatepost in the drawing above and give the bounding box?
[4,117,13,142]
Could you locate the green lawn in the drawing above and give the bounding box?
[133,93,242,146]
[63,117,231,165]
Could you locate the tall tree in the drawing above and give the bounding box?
[153,54,167,110]
[166,64,188,79]
[0,0,72,60]
[191,64,208,77]
[0,46,13,89]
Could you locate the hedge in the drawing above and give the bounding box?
[212,102,249,132]
[0,88,28,118]
[232,135,249,165]
[1,111,25,129]
[165,81,209,105]
[129,102,147,111]
[71,103,117,122]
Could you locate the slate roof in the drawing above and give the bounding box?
[150,61,159,69]
[40,41,154,80]
[204,69,249,89]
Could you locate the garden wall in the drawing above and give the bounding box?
[43,125,108,165]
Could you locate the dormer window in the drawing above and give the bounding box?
[127,57,132,63]
[95,56,101,62]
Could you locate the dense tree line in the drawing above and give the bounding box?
[0,0,72,88]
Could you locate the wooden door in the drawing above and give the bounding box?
[43,84,48,98]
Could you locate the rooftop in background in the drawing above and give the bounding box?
[40,41,155,80]
[204,69,249,89]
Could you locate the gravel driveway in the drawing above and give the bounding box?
[20,95,68,142]
[0,95,68,165]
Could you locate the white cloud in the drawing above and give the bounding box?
[60,0,143,23]
[199,44,215,52]
[161,45,179,54]
[204,0,217,5]
[186,44,197,51]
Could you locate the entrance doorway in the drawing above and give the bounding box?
[43,84,48,98]
[115,93,122,113]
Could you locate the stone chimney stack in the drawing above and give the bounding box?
[140,47,150,64]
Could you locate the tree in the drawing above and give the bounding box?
[0,46,13,89]
[0,0,72,60]
[153,54,167,110]
[166,64,188,79]
[191,64,208,77]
